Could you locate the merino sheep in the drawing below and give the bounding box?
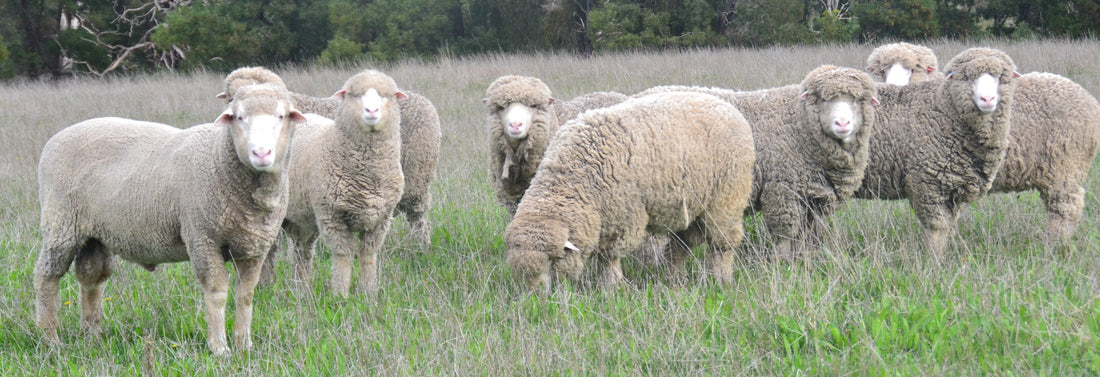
[505,91,755,292]
[553,91,628,123]
[865,42,943,85]
[636,65,880,259]
[855,47,1020,256]
[867,44,1100,243]
[279,70,406,297]
[35,83,306,356]
[483,75,560,216]
[220,66,441,251]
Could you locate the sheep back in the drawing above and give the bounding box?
[553,91,628,123]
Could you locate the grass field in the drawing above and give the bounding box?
[1,38,1098,375]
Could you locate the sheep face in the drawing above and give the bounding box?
[217,97,306,171]
[501,102,537,140]
[884,63,914,86]
[970,73,1001,113]
[817,94,862,143]
[335,85,407,132]
[504,217,584,293]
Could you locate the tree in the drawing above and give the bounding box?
[853,0,940,42]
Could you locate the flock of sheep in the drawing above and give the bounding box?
[31,42,1100,355]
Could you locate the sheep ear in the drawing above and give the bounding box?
[865,66,873,73]
[333,89,347,100]
[548,97,556,105]
[871,97,880,106]
[215,109,235,125]
[799,91,812,100]
[481,98,489,105]
[926,66,935,73]
[563,240,579,253]
[1013,70,1021,78]
[395,90,408,100]
[216,92,228,99]
[289,110,308,124]
[944,71,954,80]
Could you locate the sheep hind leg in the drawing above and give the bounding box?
[595,254,624,290]
[73,240,114,337]
[284,222,319,293]
[399,196,432,252]
[1041,186,1085,245]
[702,211,743,285]
[230,258,264,351]
[34,234,83,343]
[357,218,392,296]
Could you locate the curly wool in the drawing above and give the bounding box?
[553,91,628,123]
[505,91,755,292]
[634,65,878,256]
[484,75,560,215]
[855,47,1019,255]
[220,66,288,99]
[865,42,943,83]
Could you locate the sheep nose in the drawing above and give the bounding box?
[835,119,850,128]
[364,107,380,115]
[981,95,996,103]
[252,147,272,159]
[509,121,524,129]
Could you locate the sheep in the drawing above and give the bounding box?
[854,47,1021,256]
[635,65,880,259]
[483,75,560,216]
[864,42,943,85]
[278,70,406,297]
[505,91,755,292]
[35,83,306,356]
[866,43,1100,243]
[220,66,441,251]
[552,91,628,123]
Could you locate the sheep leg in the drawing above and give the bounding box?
[398,195,432,251]
[73,242,114,337]
[357,218,392,295]
[595,254,624,289]
[1041,185,1085,244]
[257,231,285,286]
[702,210,742,285]
[915,203,960,261]
[230,257,264,351]
[284,222,319,291]
[320,222,357,297]
[34,234,82,343]
[191,247,231,356]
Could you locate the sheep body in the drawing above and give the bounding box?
[222,67,440,250]
[505,91,755,292]
[635,65,879,258]
[855,47,1020,256]
[35,84,305,355]
[280,70,406,296]
[553,91,628,123]
[484,75,560,216]
[866,45,1100,242]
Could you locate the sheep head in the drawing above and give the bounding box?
[942,48,1020,115]
[866,42,940,85]
[483,75,556,142]
[216,83,306,171]
[217,66,287,102]
[335,70,407,132]
[800,65,879,144]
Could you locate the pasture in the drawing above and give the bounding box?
[1,38,1098,375]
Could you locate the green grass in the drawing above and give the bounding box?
[1,38,1099,375]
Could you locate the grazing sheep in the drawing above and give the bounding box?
[280,70,405,297]
[553,91,628,123]
[35,83,306,356]
[865,42,943,85]
[505,91,755,292]
[855,47,1020,256]
[221,66,441,251]
[867,44,1100,243]
[483,75,560,216]
[635,65,880,259]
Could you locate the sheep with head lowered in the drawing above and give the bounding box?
[866,43,1100,243]
[35,83,306,356]
[278,70,406,296]
[636,65,879,259]
[220,66,440,251]
[505,91,755,292]
[855,47,1020,256]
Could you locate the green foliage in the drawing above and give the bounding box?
[0,33,10,78]
[151,4,264,71]
[318,35,364,66]
[589,2,672,50]
[815,10,858,44]
[726,0,813,46]
[853,0,941,41]
[55,29,110,71]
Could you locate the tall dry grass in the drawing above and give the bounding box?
[0,38,1098,375]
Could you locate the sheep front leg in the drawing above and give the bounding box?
[191,249,231,356]
[595,254,624,289]
[1041,185,1085,244]
[231,257,264,351]
[915,203,960,261]
[358,218,392,295]
[319,221,357,297]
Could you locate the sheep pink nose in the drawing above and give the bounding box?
[252,147,271,159]
[509,121,524,129]
[835,119,850,128]
[981,95,996,103]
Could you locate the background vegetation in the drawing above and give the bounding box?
[0,38,1098,375]
[2,0,1100,79]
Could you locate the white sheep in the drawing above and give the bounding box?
[866,43,1100,243]
[855,47,1021,256]
[35,83,306,356]
[505,91,755,292]
[220,66,441,251]
[635,65,880,259]
[552,91,628,123]
[279,70,406,297]
[483,75,560,216]
[865,42,943,85]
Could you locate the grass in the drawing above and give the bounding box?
[1,38,1099,375]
